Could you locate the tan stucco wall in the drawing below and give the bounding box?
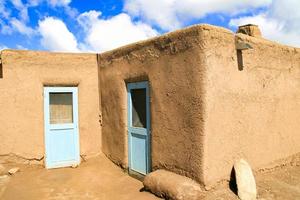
[202,26,300,186]
[98,26,206,183]
[0,50,101,160]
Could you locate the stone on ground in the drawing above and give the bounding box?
[8,167,20,175]
[234,159,257,200]
[71,164,78,168]
[143,169,202,200]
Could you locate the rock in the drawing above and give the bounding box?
[143,169,202,200]
[8,167,20,175]
[204,185,212,191]
[71,164,78,168]
[0,164,5,175]
[234,159,257,200]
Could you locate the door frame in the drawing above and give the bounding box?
[127,81,151,175]
[44,86,80,168]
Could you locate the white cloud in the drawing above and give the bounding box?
[77,11,158,52]
[0,19,13,34]
[0,45,8,51]
[28,0,43,7]
[49,0,71,7]
[268,0,300,32]
[11,0,24,8]
[48,0,77,17]
[0,0,39,35]
[77,10,101,31]
[16,44,28,50]
[124,0,272,30]
[11,0,29,21]
[229,0,300,47]
[0,1,10,19]
[11,18,35,36]
[38,17,79,52]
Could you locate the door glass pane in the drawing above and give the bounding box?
[49,92,73,124]
[131,88,147,128]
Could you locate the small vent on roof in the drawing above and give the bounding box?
[237,24,262,37]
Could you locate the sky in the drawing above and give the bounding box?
[0,0,299,53]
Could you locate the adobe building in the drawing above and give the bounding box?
[0,24,299,187]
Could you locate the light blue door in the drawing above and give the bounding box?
[44,87,80,168]
[127,81,151,175]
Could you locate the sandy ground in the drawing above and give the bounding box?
[0,155,159,200]
[0,154,299,200]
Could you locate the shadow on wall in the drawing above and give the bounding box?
[237,50,244,71]
[0,62,3,78]
[229,167,238,195]
[0,52,2,78]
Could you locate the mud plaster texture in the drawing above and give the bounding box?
[99,25,204,180]
[98,24,300,186]
[0,24,299,188]
[202,26,300,186]
[98,25,206,183]
[0,50,101,162]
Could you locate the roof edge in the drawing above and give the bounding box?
[236,33,300,51]
[0,49,96,56]
[98,24,233,59]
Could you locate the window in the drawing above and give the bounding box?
[49,93,73,124]
[131,88,147,128]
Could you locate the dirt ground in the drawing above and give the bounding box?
[0,154,159,200]
[0,154,299,200]
[201,163,300,200]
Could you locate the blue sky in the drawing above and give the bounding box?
[0,0,299,52]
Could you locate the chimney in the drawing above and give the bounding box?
[236,24,262,37]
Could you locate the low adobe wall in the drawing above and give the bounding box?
[98,26,206,183]
[0,50,101,162]
[202,26,300,186]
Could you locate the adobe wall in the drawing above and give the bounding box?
[202,26,300,186]
[1,24,298,187]
[0,50,101,162]
[98,26,206,183]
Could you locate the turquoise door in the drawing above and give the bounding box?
[127,81,151,175]
[44,87,80,168]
